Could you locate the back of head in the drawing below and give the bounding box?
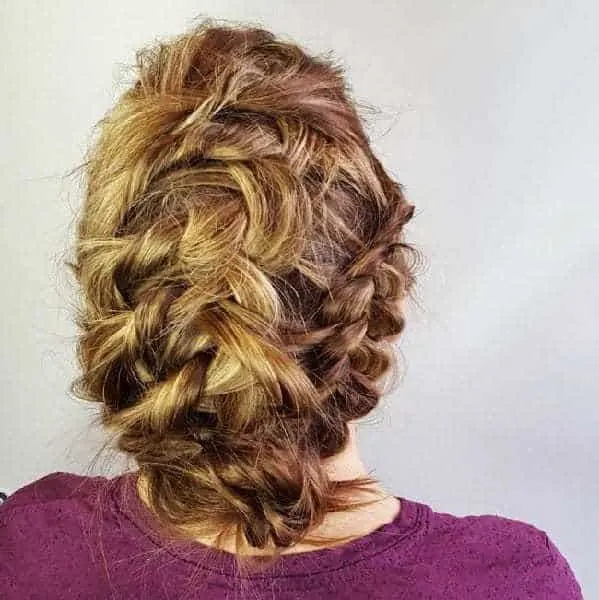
[68,18,418,572]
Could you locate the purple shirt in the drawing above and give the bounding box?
[0,471,583,599]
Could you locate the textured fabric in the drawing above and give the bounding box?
[0,471,583,599]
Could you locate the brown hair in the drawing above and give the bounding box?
[67,17,420,572]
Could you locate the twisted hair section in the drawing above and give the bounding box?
[68,18,420,570]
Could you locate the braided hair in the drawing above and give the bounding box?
[68,18,419,571]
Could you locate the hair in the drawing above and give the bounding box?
[67,17,420,573]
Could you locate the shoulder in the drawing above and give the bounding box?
[0,470,119,539]
[0,470,115,543]
[415,499,584,599]
[0,472,116,598]
[425,502,553,556]
[1,471,109,512]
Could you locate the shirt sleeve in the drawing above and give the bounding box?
[0,487,107,600]
[0,510,25,599]
[521,531,585,599]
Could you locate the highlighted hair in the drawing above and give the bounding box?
[68,18,420,572]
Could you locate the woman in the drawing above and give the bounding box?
[0,19,583,599]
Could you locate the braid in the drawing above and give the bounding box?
[68,18,420,571]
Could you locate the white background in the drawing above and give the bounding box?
[1,1,597,596]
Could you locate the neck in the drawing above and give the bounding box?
[136,421,400,554]
[323,421,372,482]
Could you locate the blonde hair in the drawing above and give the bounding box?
[67,18,420,572]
